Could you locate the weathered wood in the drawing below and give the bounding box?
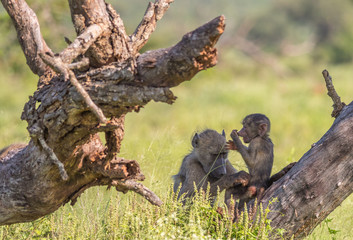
[0,0,225,225]
[3,1,353,237]
[135,16,224,87]
[68,0,125,66]
[261,101,353,239]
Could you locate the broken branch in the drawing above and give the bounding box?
[112,179,163,206]
[322,69,346,118]
[135,15,225,87]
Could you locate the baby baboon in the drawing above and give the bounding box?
[226,114,273,208]
[173,129,249,202]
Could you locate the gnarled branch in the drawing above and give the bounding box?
[0,0,224,225]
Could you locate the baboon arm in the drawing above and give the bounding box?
[180,165,238,199]
[240,147,255,168]
[214,171,250,192]
[231,134,254,167]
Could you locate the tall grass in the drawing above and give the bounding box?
[0,186,283,239]
[1,54,353,238]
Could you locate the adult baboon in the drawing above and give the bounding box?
[173,129,249,202]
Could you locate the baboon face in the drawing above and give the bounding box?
[192,129,228,179]
[238,114,270,143]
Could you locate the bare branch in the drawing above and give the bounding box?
[112,179,163,206]
[1,0,52,76]
[68,58,89,70]
[103,116,125,169]
[106,4,131,60]
[322,69,346,118]
[59,24,106,64]
[131,0,174,53]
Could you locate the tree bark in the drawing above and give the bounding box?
[0,0,225,225]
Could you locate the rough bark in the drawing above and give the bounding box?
[0,0,225,225]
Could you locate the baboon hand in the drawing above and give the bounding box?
[226,140,237,151]
[238,171,250,186]
[247,186,257,197]
[230,129,239,140]
[230,171,250,187]
[246,186,265,199]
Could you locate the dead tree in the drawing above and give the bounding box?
[261,70,352,239]
[0,0,224,225]
[1,1,353,239]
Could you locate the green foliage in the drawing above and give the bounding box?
[246,0,353,63]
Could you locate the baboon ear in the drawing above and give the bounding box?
[222,129,226,137]
[192,133,200,148]
[258,123,268,137]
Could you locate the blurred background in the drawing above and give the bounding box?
[1,0,353,238]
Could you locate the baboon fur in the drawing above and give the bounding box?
[173,129,249,203]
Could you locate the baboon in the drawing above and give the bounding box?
[173,129,249,203]
[225,113,273,209]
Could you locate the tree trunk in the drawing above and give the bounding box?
[261,71,352,239]
[0,0,225,225]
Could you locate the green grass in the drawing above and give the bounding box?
[0,186,282,239]
[1,53,353,238]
